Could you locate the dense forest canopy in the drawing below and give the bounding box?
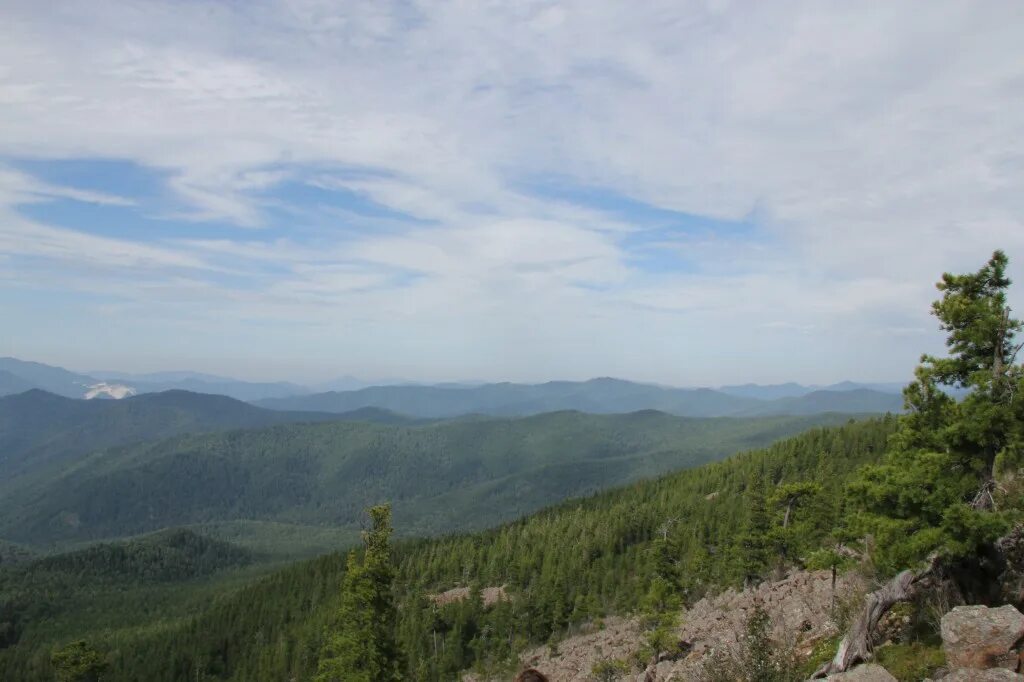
[0,417,896,680]
[0,410,851,547]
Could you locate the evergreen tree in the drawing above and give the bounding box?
[847,251,1022,573]
[740,473,771,584]
[315,505,403,682]
[50,640,108,682]
[768,482,823,561]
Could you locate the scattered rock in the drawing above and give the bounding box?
[495,617,640,682]
[940,604,1024,670]
[941,669,1024,681]
[825,663,898,681]
[430,584,509,607]
[492,570,865,681]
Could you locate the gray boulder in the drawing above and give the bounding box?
[941,604,1024,670]
[826,663,898,681]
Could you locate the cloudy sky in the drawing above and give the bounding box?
[1,1,1022,386]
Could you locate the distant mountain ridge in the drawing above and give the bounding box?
[0,357,116,399]
[735,388,903,416]
[1,356,910,409]
[0,389,349,490]
[256,377,904,418]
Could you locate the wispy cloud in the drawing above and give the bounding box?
[0,0,1022,383]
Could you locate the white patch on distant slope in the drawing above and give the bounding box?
[84,382,136,400]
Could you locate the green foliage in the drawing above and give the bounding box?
[845,251,1024,573]
[316,505,403,682]
[803,547,855,575]
[740,472,771,582]
[873,641,945,681]
[28,529,252,583]
[0,388,341,493]
[0,529,268,680]
[927,250,1020,390]
[590,657,630,681]
[742,605,797,682]
[0,410,852,546]
[0,418,893,682]
[798,635,842,679]
[698,604,798,682]
[50,640,108,682]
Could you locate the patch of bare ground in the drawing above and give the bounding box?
[432,584,510,607]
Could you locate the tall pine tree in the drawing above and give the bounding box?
[315,505,403,682]
[846,251,1021,573]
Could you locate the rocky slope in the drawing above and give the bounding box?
[497,570,865,681]
[485,571,1024,682]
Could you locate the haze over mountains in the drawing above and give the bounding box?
[256,378,905,418]
[0,356,907,557]
[0,355,906,556]
[0,357,906,415]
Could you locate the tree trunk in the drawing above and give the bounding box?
[971,479,997,511]
[831,565,837,611]
[813,562,938,677]
[783,499,794,529]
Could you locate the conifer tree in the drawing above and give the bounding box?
[818,252,1024,676]
[846,251,1021,573]
[50,640,108,682]
[740,473,771,584]
[315,505,403,682]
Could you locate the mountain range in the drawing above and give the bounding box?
[0,357,909,409]
[255,377,905,418]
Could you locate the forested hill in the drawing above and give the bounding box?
[734,388,905,416]
[0,417,896,681]
[0,389,345,488]
[11,529,251,585]
[0,410,854,547]
[255,377,902,418]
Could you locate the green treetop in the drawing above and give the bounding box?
[50,640,108,682]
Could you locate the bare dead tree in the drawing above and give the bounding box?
[812,557,941,678]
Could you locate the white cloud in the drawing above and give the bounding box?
[0,0,1022,383]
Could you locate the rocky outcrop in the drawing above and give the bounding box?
[940,604,1024,671]
[503,617,641,682]
[825,663,897,681]
[468,579,1024,682]
[495,570,864,681]
[941,669,1024,681]
[431,585,509,606]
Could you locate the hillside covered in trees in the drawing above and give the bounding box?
[0,417,895,680]
[0,389,345,490]
[0,410,852,547]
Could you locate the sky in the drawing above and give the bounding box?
[1,1,1023,386]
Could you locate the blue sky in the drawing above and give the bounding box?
[1,1,1023,385]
